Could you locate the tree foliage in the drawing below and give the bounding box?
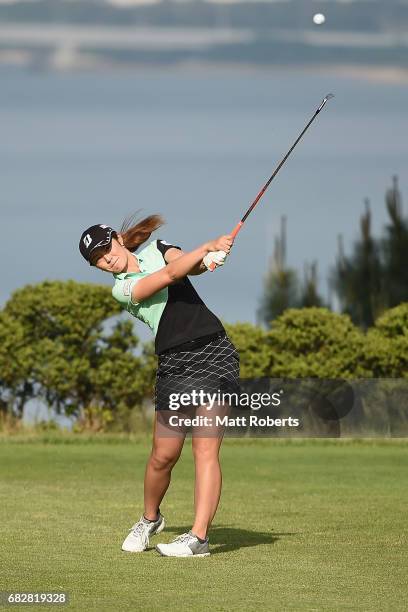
[0,311,34,416]
[258,216,325,327]
[223,322,273,377]
[364,303,408,377]
[331,177,408,328]
[0,281,156,430]
[298,262,325,309]
[381,176,408,307]
[330,200,384,328]
[1,280,407,433]
[266,307,368,378]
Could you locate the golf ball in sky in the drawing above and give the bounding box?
[313,13,326,25]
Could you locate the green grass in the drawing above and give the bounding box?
[0,437,407,611]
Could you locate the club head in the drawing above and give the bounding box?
[317,93,335,112]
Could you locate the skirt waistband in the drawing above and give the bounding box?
[158,331,226,355]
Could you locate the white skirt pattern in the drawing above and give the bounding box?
[155,333,240,412]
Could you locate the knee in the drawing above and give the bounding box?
[192,442,220,463]
[149,450,179,472]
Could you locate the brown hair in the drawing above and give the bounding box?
[119,212,165,252]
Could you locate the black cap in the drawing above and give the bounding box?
[79,224,116,262]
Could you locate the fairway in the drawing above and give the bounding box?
[0,438,407,611]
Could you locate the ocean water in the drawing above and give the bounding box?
[1,67,407,345]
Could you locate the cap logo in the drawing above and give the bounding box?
[100,224,108,229]
[83,234,92,248]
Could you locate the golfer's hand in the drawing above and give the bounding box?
[203,250,228,271]
[207,235,234,253]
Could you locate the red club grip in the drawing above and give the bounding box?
[208,221,244,271]
[231,221,244,238]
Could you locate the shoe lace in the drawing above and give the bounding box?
[130,520,148,537]
[173,532,194,544]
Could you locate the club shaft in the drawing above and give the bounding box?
[233,97,331,237]
[208,95,332,270]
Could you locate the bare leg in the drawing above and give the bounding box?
[143,413,186,520]
[191,405,228,539]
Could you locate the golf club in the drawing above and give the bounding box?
[209,93,334,270]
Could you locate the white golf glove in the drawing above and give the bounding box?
[203,250,228,271]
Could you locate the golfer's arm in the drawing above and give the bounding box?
[189,261,208,275]
[164,248,207,275]
[131,244,210,302]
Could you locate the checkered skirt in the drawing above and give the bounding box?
[155,334,240,411]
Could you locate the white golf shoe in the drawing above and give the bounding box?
[156,530,210,557]
[121,512,165,552]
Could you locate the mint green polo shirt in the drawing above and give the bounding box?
[112,240,168,336]
[111,239,224,354]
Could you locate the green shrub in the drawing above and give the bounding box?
[266,307,369,378]
[364,303,408,377]
[223,322,273,377]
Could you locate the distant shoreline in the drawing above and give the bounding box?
[1,54,408,85]
[158,62,408,85]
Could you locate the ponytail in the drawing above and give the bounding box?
[120,212,165,252]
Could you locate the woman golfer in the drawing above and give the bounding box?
[79,215,240,557]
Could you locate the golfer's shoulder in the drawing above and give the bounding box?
[155,238,181,256]
[137,239,168,260]
[137,239,181,268]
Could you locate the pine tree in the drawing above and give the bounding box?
[381,176,408,306]
[257,216,299,327]
[299,261,325,308]
[330,199,384,328]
